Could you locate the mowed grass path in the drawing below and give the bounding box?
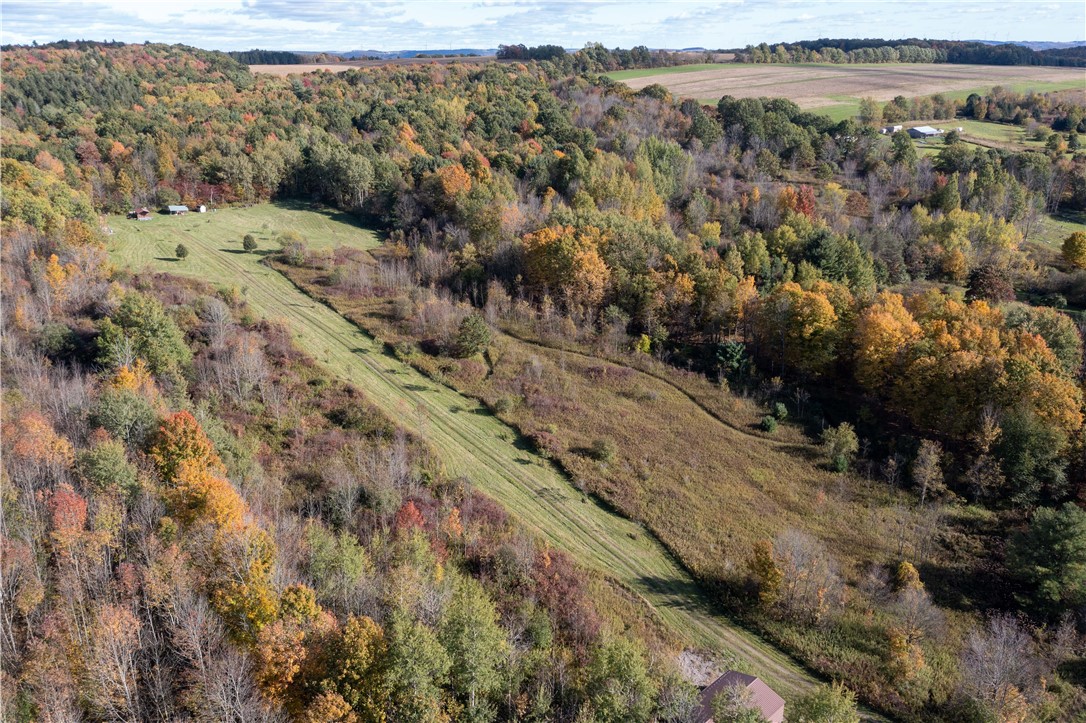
[107,203,824,701]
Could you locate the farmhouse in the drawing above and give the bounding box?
[695,671,785,723]
[167,205,189,215]
[129,207,152,221]
[908,126,944,139]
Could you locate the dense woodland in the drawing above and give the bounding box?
[734,38,1086,67]
[2,41,1086,722]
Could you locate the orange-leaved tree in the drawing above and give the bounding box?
[522,224,610,309]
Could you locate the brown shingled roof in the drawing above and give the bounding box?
[694,670,785,723]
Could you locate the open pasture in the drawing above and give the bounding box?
[608,62,1086,113]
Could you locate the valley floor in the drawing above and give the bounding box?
[107,203,839,705]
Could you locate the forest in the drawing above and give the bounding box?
[2,39,1086,722]
[733,38,1086,67]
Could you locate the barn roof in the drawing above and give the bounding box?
[911,126,941,134]
[695,671,785,723]
[167,205,189,212]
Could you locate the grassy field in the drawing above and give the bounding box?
[106,203,833,704]
[605,63,731,81]
[607,62,1085,117]
[283,270,914,592]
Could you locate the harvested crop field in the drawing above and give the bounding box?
[608,62,1086,111]
[251,55,500,75]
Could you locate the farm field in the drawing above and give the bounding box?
[604,61,733,80]
[251,55,500,75]
[607,62,1086,114]
[106,203,830,705]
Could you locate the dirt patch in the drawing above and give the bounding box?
[618,63,1086,108]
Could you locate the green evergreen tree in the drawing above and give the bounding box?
[454,313,491,358]
[1007,503,1086,616]
[440,578,507,721]
[386,612,451,723]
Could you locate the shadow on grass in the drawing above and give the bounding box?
[633,574,714,613]
[1059,659,1086,687]
[404,383,431,392]
[153,257,180,262]
[268,198,378,234]
[919,560,1010,613]
[778,444,824,463]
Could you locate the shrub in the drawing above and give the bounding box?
[822,422,859,471]
[790,682,860,723]
[175,243,189,260]
[243,234,257,252]
[591,439,617,464]
[277,231,308,265]
[1062,231,1086,269]
[773,402,788,421]
[39,322,76,359]
[761,415,778,433]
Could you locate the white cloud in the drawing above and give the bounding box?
[0,0,1081,50]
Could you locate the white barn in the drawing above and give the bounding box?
[907,126,944,139]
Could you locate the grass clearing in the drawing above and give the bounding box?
[107,203,839,706]
[286,275,913,590]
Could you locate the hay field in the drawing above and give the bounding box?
[251,63,358,76]
[106,202,831,704]
[251,55,498,76]
[609,62,1086,112]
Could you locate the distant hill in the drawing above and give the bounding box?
[968,39,1086,51]
[332,48,498,59]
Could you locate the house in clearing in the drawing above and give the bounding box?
[908,125,944,139]
[166,205,189,215]
[129,207,152,221]
[695,671,785,723]
[880,124,903,134]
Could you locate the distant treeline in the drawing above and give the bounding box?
[226,48,306,64]
[498,43,703,72]
[734,38,1086,67]
[0,39,126,52]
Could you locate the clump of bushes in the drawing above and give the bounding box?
[761,415,778,433]
[590,438,617,464]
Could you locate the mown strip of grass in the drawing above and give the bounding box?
[108,203,830,704]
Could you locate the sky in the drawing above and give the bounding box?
[2,0,1084,52]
